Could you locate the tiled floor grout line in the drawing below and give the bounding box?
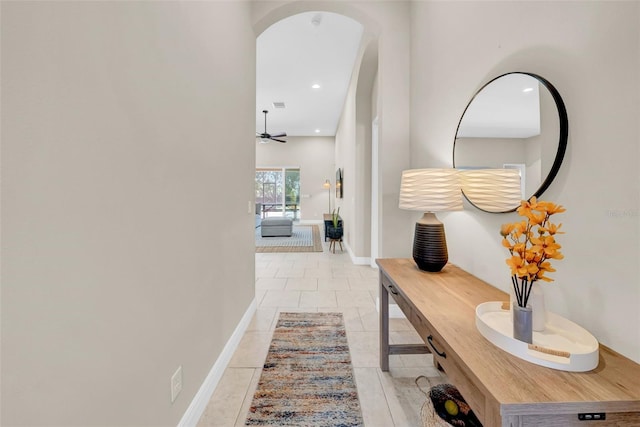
[375,367,411,427]
[232,367,261,427]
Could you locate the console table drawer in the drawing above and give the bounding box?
[382,277,412,318]
[420,318,487,424]
[409,308,433,341]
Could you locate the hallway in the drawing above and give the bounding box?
[197,240,447,426]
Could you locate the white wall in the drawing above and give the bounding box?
[352,40,377,258]
[1,2,256,425]
[410,1,640,362]
[335,36,377,260]
[455,137,526,169]
[335,78,356,242]
[256,136,335,220]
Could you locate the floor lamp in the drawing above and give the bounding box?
[323,179,331,213]
[399,169,463,272]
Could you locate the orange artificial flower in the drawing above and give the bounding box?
[540,222,563,235]
[501,198,565,307]
[537,201,566,215]
[500,223,514,237]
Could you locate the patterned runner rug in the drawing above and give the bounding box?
[255,224,323,253]
[245,312,363,426]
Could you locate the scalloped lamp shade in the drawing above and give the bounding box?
[460,169,522,213]
[399,169,463,212]
[399,169,462,272]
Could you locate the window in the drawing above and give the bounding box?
[256,168,300,219]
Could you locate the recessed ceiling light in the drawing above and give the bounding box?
[311,13,322,27]
[523,87,534,93]
[311,84,321,89]
[315,129,320,133]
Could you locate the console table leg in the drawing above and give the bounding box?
[380,272,390,371]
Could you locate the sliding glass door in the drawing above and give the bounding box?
[284,169,300,219]
[256,169,282,217]
[256,168,300,219]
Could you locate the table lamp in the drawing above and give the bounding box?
[399,169,463,272]
[459,169,522,213]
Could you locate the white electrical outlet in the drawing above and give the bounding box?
[171,365,183,403]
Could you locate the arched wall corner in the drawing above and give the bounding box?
[332,33,380,262]
[351,38,379,259]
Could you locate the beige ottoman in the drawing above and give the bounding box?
[261,218,293,237]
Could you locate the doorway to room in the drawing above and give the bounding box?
[255,6,380,263]
[255,167,300,220]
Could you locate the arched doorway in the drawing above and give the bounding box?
[253,3,381,263]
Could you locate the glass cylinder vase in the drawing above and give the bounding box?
[513,305,533,343]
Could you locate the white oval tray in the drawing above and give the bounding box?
[475,301,599,372]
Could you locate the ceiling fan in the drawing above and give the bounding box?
[256,110,287,143]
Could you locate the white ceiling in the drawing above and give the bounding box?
[256,11,364,138]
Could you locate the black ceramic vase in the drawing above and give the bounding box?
[326,226,343,240]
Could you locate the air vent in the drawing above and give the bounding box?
[272,102,286,109]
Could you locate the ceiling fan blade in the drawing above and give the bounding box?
[269,132,287,138]
[270,137,286,143]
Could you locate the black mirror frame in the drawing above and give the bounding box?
[453,72,569,213]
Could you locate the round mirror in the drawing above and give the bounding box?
[453,72,568,213]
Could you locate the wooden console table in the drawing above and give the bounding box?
[378,258,640,427]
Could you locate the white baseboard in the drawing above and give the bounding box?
[178,298,257,427]
[343,241,371,266]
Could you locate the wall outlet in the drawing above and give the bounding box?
[171,365,183,403]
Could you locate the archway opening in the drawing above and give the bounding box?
[254,5,380,263]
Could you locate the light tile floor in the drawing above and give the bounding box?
[198,239,449,427]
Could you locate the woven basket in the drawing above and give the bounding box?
[416,376,483,427]
[416,376,451,427]
[421,396,451,427]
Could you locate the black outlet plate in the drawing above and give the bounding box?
[578,413,606,421]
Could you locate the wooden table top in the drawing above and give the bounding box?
[376,258,640,415]
[323,214,342,220]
